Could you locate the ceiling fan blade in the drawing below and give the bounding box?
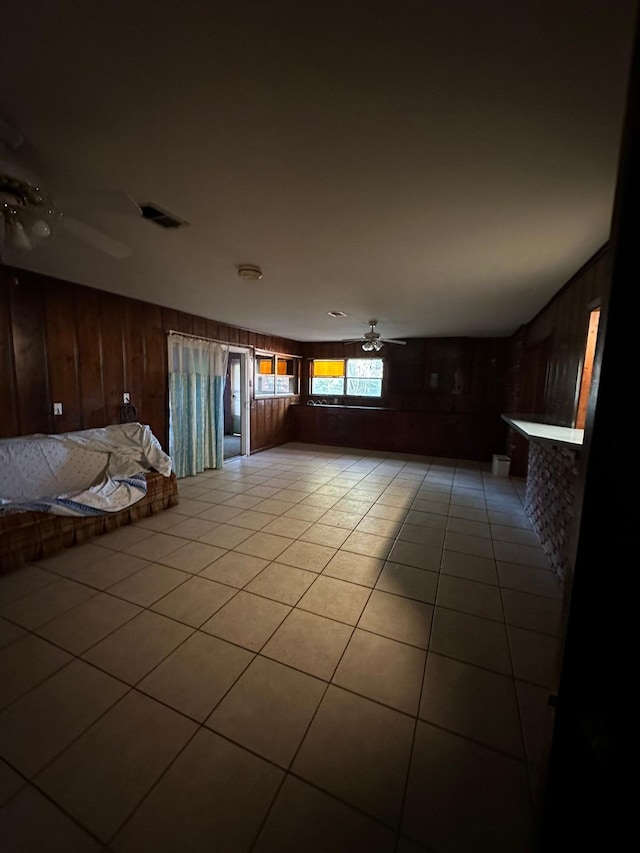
[380,338,407,345]
[58,190,141,216]
[341,338,365,343]
[60,215,132,259]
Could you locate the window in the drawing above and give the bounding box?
[310,358,383,397]
[254,352,300,397]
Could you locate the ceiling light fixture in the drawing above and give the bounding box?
[237,264,263,280]
[0,173,57,256]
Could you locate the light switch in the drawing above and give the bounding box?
[123,392,130,404]
[53,403,63,415]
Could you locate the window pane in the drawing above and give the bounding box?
[256,375,275,394]
[276,376,292,393]
[346,358,383,378]
[313,360,345,377]
[311,377,345,395]
[346,377,382,397]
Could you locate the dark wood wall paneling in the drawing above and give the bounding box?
[0,265,301,453]
[506,246,611,476]
[292,336,511,461]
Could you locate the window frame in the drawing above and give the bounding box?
[309,357,385,399]
[253,351,301,399]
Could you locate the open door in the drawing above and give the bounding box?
[223,348,251,460]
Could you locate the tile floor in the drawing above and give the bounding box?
[0,442,563,852]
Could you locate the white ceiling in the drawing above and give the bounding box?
[0,0,636,342]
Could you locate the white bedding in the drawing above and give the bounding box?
[0,423,172,516]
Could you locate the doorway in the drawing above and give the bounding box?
[223,348,250,460]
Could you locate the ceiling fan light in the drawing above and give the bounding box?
[31,219,51,239]
[362,340,374,351]
[373,340,383,351]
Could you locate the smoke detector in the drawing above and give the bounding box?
[237,264,263,280]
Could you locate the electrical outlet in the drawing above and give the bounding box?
[123,392,130,404]
[53,402,63,415]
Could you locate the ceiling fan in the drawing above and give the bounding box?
[342,319,407,351]
[0,116,138,261]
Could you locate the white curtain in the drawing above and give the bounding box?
[168,333,229,478]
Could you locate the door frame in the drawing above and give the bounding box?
[227,345,252,458]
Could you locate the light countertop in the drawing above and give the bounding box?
[502,415,583,449]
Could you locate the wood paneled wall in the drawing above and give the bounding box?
[0,265,301,453]
[292,335,511,461]
[505,245,611,475]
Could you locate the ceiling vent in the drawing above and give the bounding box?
[139,202,189,229]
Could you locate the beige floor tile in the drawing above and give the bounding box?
[52,551,151,590]
[332,499,374,516]
[298,575,371,625]
[0,659,128,776]
[292,685,414,826]
[138,631,253,721]
[245,563,317,605]
[169,497,216,517]
[323,551,385,587]
[0,578,97,629]
[402,722,532,852]
[196,503,245,524]
[388,540,442,572]
[502,588,563,635]
[206,656,326,766]
[222,493,264,510]
[488,509,531,528]
[444,530,494,559]
[284,503,328,522]
[107,563,188,606]
[447,504,489,522]
[199,551,268,587]
[441,549,499,584]
[151,576,236,626]
[226,509,277,530]
[436,574,504,621]
[358,590,433,648]
[420,653,524,758]
[402,509,447,530]
[260,515,312,538]
[375,561,438,604]
[318,509,366,530]
[333,628,426,714]
[0,634,72,710]
[0,565,59,607]
[36,691,197,842]
[355,515,402,538]
[0,616,25,649]
[197,522,253,549]
[253,774,396,853]
[411,497,449,515]
[507,626,560,688]
[82,610,192,684]
[0,786,102,852]
[251,498,296,515]
[244,484,282,498]
[157,540,227,573]
[111,728,283,853]
[201,591,290,651]
[493,540,550,569]
[135,511,185,532]
[446,516,492,539]
[90,526,155,552]
[397,523,446,549]
[161,516,219,541]
[36,593,141,654]
[0,757,24,806]
[341,530,394,559]
[300,493,340,509]
[300,522,351,547]
[234,531,294,560]
[123,533,185,562]
[497,562,563,599]
[276,540,337,572]
[430,607,512,675]
[491,524,540,546]
[367,503,409,522]
[261,609,352,680]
